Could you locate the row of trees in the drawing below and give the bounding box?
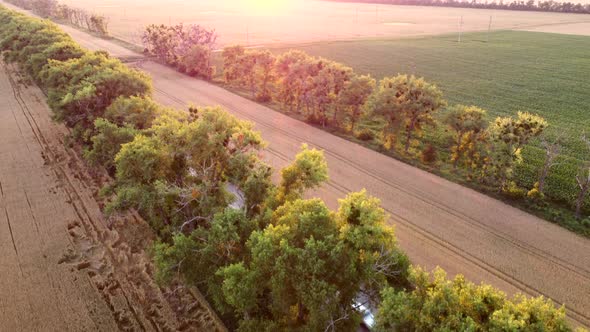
[142,23,217,79]
[0,6,577,331]
[327,0,590,14]
[222,46,590,220]
[5,0,109,36]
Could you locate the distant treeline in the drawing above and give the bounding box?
[4,0,109,35]
[325,0,590,14]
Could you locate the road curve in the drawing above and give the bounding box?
[2,2,589,327]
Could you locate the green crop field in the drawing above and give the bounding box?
[275,30,590,226]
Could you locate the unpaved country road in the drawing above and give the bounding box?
[2,2,589,328]
[0,63,120,330]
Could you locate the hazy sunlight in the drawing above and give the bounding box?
[238,0,292,15]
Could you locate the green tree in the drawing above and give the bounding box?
[179,44,214,79]
[488,111,548,188]
[26,40,85,80]
[103,96,173,130]
[274,144,329,206]
[490,295,571,331]
[275,53,316,113]
[154,208,258,311]
[220,191,409,331]
[338,74,375,132]
[327,62,353,127]
[39,51,152,136]
[252,50,276,102]
[84,118,139,173]
[114,134,172,186]
[304,65,333,125]
[375,266,571,332]
[108,107,265,235]
[336,190,410,294]
[443,105,488,168]
[236,51,258,97]
[222,45,246,84]
[371,75,446,153]
[368,77,401,150]
[219,199,351,331]
[142,24,179,64]
[274,50,310,111]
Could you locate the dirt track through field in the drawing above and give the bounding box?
[0,62,120,331]
[2,2,590,329]
[0,62,226,331]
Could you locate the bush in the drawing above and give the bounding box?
[527,182,545,201]
[502,181,527,200]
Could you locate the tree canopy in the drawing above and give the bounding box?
[375,266,572,332]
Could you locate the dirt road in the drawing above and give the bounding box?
[2,2,589,328]
[0,57,119,332]
[0,61,226,331]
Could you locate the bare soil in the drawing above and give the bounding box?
[0,62,226,331]
[58,0,590,46]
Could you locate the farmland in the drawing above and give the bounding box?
[3,1,590,330]
[266,30,590,230]
[36,0,590,234]
[58,0,590,46]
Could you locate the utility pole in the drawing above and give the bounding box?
[246,26,249,46]
[458,15,463,43]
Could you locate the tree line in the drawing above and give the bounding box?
[220,45,590,223]
[4,0,109,36]
[142,23,217,80]
[0,6,580,331]
[326,0,590,14]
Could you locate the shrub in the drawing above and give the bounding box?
[502,181,527,200]
[527,182,545,201]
